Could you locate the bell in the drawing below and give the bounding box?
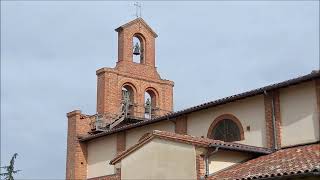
[145,98,151,112]
[133,42,140,55]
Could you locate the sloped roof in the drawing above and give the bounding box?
[208,143,320,180]
[110,130,271,165]
[115,18,158,37]
[79,70,319,142]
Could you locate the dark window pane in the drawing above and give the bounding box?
[211,119,241,142]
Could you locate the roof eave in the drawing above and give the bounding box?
[114,18,158,38]
[209,144,273,155]
[79,71,320,142]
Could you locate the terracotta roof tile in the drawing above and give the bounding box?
[110,130,271,165]
[208,143,320,180]
[79,71,320,142]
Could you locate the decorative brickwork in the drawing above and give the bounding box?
[175,115,188,134]
[264,90,281,149]
[207,114,244,140]
[66,110,91,180]
[196,154,205,180]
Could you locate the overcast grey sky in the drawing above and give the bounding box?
[1,1,319,179]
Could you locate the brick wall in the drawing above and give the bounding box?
[67,18,174,180]
[96,18,174,118]
[66,110,91,180]
[264,90,281,149]
[116,18,157,67]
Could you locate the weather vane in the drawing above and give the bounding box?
[134,2,142,18]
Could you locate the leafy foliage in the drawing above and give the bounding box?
[0,153,21,180]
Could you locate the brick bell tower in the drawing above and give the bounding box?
[96,18,174,122]
[66,18,174,180]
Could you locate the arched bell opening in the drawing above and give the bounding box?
[121,84,135,117]
[132,34,145,64]
[144,89,157,119]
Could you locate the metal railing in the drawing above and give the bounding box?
[87,105,171,133]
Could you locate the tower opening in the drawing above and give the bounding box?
[121,85,135,117]
[144,89,157,118]
[132,35,144,63]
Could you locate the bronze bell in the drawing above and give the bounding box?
[133,42,140,55]
[145,98,151,112]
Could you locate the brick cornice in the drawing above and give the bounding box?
[66,110,81,118]
[96,67,174,86]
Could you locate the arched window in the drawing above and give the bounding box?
[132,34,144,64]
[121,84,135,116]
[207,114,244,142]
[144,88,157,118]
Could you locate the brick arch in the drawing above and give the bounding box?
[144,87,159,107]
[119,80,138,98]
[132,33,146,64]
[133,33,146,45]
[121,82,137,93]
[121,82,138,105]
[207,114,244,141]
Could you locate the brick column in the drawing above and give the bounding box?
[175,116,188,135]
[264,90,281,149]
[196,154,205,180]
[66,110,91,180]
[116,131,126,154]
[315,78,320,124]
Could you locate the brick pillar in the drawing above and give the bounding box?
[96,70,107,114]
[66,110,91,180]
[315,78,320,124]
[116,131,126,155]
[175,116,188,135]
[264,90,281,149]
[114,131,126,179]
[196,154,205,180]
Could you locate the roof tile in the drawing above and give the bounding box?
[110,130,271,165]
[208,143,320,180]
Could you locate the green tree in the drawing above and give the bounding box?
[0,153,21,180]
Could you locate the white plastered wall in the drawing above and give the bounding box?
[87,134,117,178]
[126,121,175,148]
[121,138,197,179]
[280,81,319,147]
[208,150,252,174]
[187,95,267,147]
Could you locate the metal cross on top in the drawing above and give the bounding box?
[134,2,142,18]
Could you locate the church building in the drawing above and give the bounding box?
[66,18,320,180]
